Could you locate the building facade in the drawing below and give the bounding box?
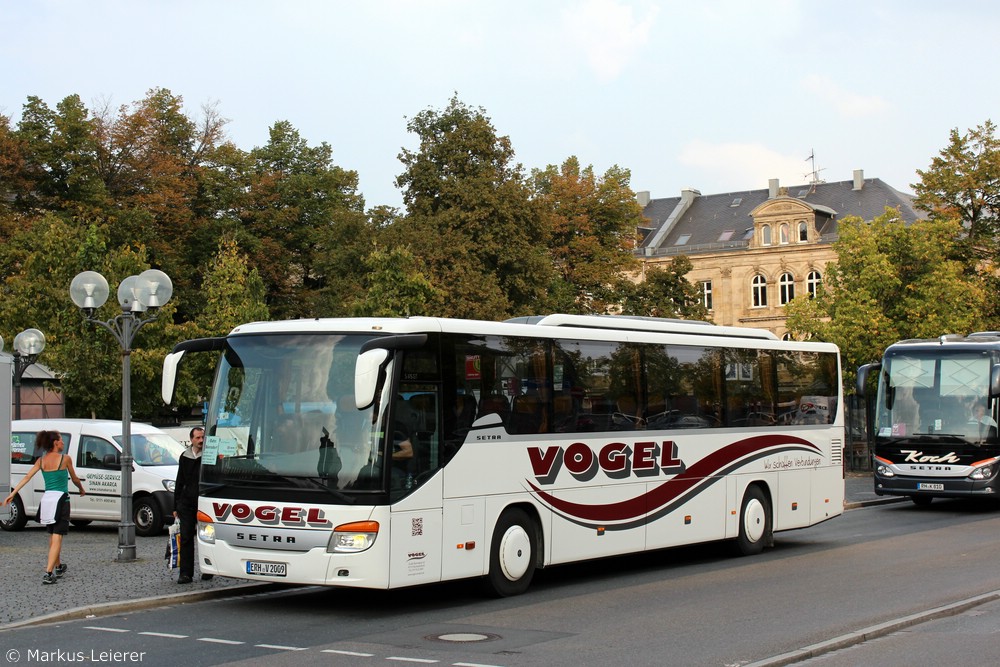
[637,170,923,338]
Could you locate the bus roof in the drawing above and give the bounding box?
[225,314,840,353]
[885,333,1000,354]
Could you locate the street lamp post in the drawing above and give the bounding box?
[70,269,172,562]
[11,328,46,420]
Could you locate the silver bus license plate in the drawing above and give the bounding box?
[917,483,944,491]
[246,560,287,577]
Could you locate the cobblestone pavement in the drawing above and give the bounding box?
[1,472,882,629]
[0,522,261,628]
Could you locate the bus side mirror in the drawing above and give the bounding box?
[161,350,184,405]
[856,363,880,398]
[355,348,390,410]
[991,365,1000,398]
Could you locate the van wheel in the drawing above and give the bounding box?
[735,485,772,556]
[133,497,163,537]
[0,494,28,531]
[486,508,537,597]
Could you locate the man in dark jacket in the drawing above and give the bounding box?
[173,427,210,584]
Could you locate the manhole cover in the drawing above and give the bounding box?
[428,632,500,643]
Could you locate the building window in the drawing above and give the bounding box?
[701,281,713,310]
[675,234,691,246]
[779,223,790,244]
[751,274,768,308]
[718,230,734,242]
[761,225,771,245]
[779,272,795,305]
[807,270,822,298]
[798,221,808,242]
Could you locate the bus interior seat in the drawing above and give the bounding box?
[509,394,545,434]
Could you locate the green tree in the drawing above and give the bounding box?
[12,95,107,215]
[242,120,365,319]
[620,256,710,320]
[392,96,553,319]
[786,209,985,388]
[351,245,438,317]
[0,216,177,419]
[531,157,643,313]
[913,120,1000,259]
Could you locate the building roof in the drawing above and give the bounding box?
[639,173,923,257]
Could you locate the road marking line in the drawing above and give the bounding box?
[387,658,438,664]
[255,643,307,651]
[321,649,375,657]
[139,632,188,638]
[85,626,129,633]
[453,663,506,667]
[197,637,245,645]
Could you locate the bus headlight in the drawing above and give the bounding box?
[969,459,999,481]
[328,521,379,553]
[874,456,895,478]
[197,510,215,544]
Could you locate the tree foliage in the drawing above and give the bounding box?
[913,120,1000,259]
[391,96,553,319]
[531,157,643,313]
[620,256,710,321]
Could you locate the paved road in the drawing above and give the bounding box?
[0,473,889,631]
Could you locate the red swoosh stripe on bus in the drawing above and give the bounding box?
[527,434,821,524]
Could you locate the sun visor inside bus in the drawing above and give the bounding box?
[359,334,428,354]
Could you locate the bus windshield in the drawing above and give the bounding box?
[875,351,998,444]
[201,333,388,495]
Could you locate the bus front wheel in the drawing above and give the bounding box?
[735,485,772,556]
[486,508,537,597]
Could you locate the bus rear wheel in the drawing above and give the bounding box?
[735,485,772,556]
[486,508,537,597]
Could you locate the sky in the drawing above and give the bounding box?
[3,0,1000,210]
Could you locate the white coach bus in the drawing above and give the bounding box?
[161,314,844,596]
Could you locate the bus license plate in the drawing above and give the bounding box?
[246,560,287,577]
[918,483,944,491]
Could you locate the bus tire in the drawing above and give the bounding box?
[0,494,28,531]
[735,485,771,556]
[910,495,933,507]
[133,496,163,537]
[486,508,537,597]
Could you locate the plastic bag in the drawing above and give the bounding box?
[165,521,180,570]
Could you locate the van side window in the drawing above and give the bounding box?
[10,432,38,465]
[80,436,118,469]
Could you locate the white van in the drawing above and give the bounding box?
[2,419,185,537]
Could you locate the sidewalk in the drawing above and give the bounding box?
[0,522,268,629]
[1,473,884,630]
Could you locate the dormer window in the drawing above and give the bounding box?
[798,221,808,242]
[675,234,691,246]
[761,225,771,245]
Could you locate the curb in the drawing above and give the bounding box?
[844,496,907,510]
[0,582,285,633]
[744,588,1000,667]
